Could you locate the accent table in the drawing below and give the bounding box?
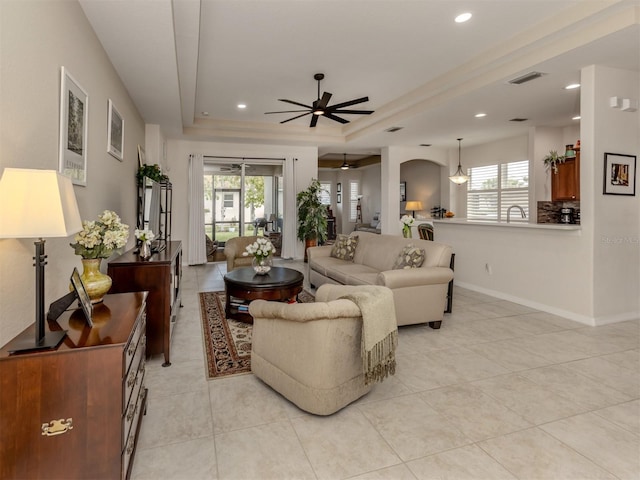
[224,266,304,324]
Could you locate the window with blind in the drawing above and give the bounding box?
[349,180,360,222]
[467,160,529,221]
[319,182,331,205]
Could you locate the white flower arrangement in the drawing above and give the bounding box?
[135,228,155,244]
[242,237,274,262]
[400,215,415,227]
[70,210,129,259]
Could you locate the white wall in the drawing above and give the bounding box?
[166,139,318,261]
[0,1,145,347]
[437,65,639,326]
[584,65,640,322]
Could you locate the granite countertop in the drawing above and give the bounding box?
[432,218,581,230]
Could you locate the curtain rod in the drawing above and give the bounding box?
[202,155,286,161]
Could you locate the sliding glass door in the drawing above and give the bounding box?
[203,161,283,247]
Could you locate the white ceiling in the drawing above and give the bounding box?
[79,0,639,156]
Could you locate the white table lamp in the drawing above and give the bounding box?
[0,168,82,353]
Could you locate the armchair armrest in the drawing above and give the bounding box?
[377,267,453,289]
[249,299,360,322]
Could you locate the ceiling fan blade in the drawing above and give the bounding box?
[317,92,332,109]
[265,109,310,114]
[323,112,350,124]
[310,114,319,128]
[280,112,312,124]
[331,109,374,115]
[327,96,369,110]
[278,99,313,109]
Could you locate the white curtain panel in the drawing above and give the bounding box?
[282,157,297,259]
[188,154,207,265]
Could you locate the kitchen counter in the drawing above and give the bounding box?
[432,218,581,231]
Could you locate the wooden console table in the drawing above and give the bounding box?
[108,240,182,366]
[0,292,148,480]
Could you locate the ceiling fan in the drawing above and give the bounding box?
[265,73,374,127]
[338,153,358,170]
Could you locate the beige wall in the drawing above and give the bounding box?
[0,1,145,347]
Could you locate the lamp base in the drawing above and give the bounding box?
[7,330,66,354]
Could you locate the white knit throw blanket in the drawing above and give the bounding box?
[340,289,398,385]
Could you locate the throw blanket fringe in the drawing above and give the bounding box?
[339,289,398,385]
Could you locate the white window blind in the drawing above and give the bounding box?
[319,182,331,205]
[349,180,360,222]
[467,160,529,221]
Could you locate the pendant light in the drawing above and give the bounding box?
[340,153,349,170]
[449,138,469,185]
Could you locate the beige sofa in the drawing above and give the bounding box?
[250,285,396,415]
[308,231,453,328]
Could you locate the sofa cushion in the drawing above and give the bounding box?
[325,263,379,285]
[392,245,425,270]
[331,234,359,261]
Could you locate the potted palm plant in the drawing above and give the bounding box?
[297,179,328,261]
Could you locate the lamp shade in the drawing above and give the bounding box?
[449,138,470,185]
[0,168,82,238]
[405,201,423,212]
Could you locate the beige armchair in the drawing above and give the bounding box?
[249,285,396,416]
[223,236,260,272]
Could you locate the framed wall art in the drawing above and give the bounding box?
[138,145,146,168]
[337,193,341,203]
[603,152,636,196]
[58,67,88,186]
[337,182,341,193]
[107,99,124,161]
[400,181,406,202]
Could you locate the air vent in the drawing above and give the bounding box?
[508,71,545,85]
[419,144,432,147]
[385,126,403,133]
[509,118,528,122]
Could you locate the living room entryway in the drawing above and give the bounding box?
[203,158,284,262]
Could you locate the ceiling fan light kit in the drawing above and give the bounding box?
[265,73,374,127]
[449,138,470,185]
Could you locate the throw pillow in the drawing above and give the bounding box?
[393,244,425,269]
[331,234,359,261]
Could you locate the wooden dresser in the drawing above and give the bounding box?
[108,240,182,366]
[0,292,148,480]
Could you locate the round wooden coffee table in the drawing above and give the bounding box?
[223,266,304,323]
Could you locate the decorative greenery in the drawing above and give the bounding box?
[296,179,328,243]
[400,214,414,237]
[543,150,566,174]
[70,210,129,259]
[137,164,169,183]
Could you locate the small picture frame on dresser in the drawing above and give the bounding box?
[70,267,93,327]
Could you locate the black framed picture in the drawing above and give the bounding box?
[603,153,636,196]
[400,182,406,201]
[337,182,341,193]
[70,267,93,327]
[337,193,341,203]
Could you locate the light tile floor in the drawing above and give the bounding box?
[132,260,639,480]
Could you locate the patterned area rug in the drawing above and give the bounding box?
[199,290,314,379]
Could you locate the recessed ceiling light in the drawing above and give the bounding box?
[455,12,472,23]
[565,83,580,90]
[237,104,247,109]
[572,115,581,120]
[201,111,209,116]
[475,113,486,118]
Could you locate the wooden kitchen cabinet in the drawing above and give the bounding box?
[108,240,182,366]
[552,147,580,201]
[0,292,148,480]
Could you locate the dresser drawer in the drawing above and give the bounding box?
[124,311,146,375]
[122,386,147,478]
[122,361,145,446]
[123,332,145,412]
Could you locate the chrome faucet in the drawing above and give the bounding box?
[507,205,527,223]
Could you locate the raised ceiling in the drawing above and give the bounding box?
[79,0,639,155]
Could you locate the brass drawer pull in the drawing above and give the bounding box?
[42,418,73,436]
